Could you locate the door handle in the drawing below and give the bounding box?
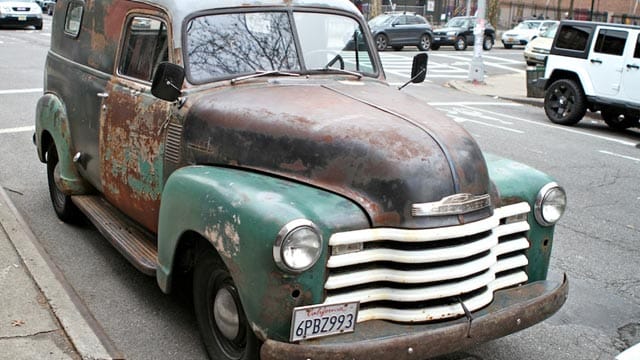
[626,64,640,70]
[97,92,109,98]
[590,59,602,64]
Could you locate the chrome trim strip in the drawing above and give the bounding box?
[411,193,491,217]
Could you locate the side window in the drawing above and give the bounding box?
[635,34,640,58]
[64,2,83,37]
[119,16,169,82]
[594,29,628,56]
[555,25,590,51]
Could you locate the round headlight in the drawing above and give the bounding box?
[273,219,322,273]
[535,183,567,226]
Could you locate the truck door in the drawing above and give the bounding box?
[619,31,640,103]
[99,15,170,233]
[587,27,629,97]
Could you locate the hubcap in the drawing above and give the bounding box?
[213,287,240,341]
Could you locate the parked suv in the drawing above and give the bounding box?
[542,20,640,129]
[36,0,567,359]
[368,12,433,51]
[432,16,495,50]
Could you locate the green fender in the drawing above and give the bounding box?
[35,94,91,194]
[156,165,369,341]
[485,153,562,282]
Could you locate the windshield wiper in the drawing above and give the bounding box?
[310,68,363,79]
[230,70,300,85]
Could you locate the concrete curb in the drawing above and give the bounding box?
[0,186,122,360]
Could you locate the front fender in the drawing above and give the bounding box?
[485,153,562,282]
[156,165,369,341]
[35,93,91,194]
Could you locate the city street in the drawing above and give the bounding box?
[1,15,639,360]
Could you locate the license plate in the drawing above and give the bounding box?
[290,302,359,342]
[18,15,27,21]
[435,37,442,41]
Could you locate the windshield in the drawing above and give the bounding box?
[517,21,540,30]
[185,11,376,83]
[445,17,470,28]
[542,22,558,38]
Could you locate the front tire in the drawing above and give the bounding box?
[544,79,586,125]
[601,107,637,130]
[454,36,467,50]
[46,143,82,223]
[193,250,260,360]
[417,33,432,51]
[375,34,388,51]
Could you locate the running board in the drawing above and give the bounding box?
[72,195,158,276]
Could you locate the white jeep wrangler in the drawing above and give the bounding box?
[542,20,640,129]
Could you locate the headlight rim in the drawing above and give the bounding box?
[534,182,566,227]
[273,219,323,273]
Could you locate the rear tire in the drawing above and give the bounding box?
[601,107,637,130]
[417,33,432,51]
[543,79,586,125]
[46,143,82,223]
[193,250,260,360]
[483,36,493,50]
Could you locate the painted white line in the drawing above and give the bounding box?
[427,53,525,74]
[457,105,638,147]
[452,117,525,133]
[0,88,42,95]
[599,150,640,163]
[429,101,522,106]
[0,126,35,135]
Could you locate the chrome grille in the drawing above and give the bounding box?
[323,202,531,323]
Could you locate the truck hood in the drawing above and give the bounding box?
[182,80,494,228]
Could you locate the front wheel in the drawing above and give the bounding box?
[454,36,467,50]
[543,79,586,125]
[375,34,388,51]
[601,107,637,130]
[193,250,260,360]
[46,143,82,223]
[417,33,432,51]
[483,36,493,50]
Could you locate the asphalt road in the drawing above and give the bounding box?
[1,16,639,360]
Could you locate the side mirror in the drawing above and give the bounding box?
[151,62,185,102]
[398,53,428,90]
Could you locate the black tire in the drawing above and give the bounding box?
[483,36,493,50]
[430,44,440,50]
[417,33,432,51]
[601,107,637,130]
[503,43,513,49]
[193,250,260,360]
[454,36,467,51]
[543,79,587,125]
[375,34,388,51]
[46,143,82,223]
[392,45,403,51]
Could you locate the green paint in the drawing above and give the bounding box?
[157,166,368,341]
[485,153,561,282]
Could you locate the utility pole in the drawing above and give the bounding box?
[468,0,485,83]
[589,0,595,20]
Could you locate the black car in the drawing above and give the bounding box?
[432,16,495,50]
[368,12,433,51]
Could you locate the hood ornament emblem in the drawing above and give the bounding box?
[412,193,491,217]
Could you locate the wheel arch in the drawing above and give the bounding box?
[156,165,369,341]
[546,69,590,95]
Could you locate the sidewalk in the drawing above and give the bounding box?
[446,72,545,108]
[0,186,121,360]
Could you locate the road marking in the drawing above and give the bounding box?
[428,53,524,73]
[0,88,42,95]
[429,101,522,106]
[599,150,640,163]
[456,105,638,147]
[450,116,525,133]
[0,126,35,135]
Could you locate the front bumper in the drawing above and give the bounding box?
[261,274,568,360]
[0,14,42,28]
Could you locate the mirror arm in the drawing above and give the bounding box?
[398,68,426,90]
